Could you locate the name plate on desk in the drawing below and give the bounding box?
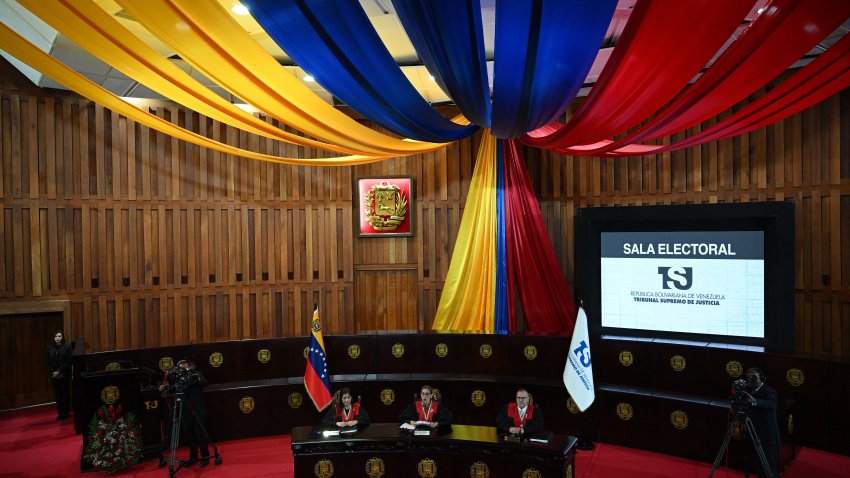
[322,430,340,437]
[527,431,553,445]
[414,429,431,436]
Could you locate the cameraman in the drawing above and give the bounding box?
[740,367,780,478]
[159,360,211,467]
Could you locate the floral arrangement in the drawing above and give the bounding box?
[86,404,143,474]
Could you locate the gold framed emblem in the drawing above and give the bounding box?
[618,350,633,367]
[288,392,303,409]
[100,385,120,405]
[348,344,361,359]
[380,388,395,405]
[725,360,743,377]
[670,410,688,430]
[303,346,309,359]
[670,355,686,371]
[239,396,255,414]
[479,344,492,359]
[356,177,414,237]
[435,343,448,358]
[365,457,385,478]
[522,469,542,478]
[158,356,174,372]
[314,459,334,478]
[471,390,486,407]
[417,458,437,478]
[616,402,634,421]
[523,345,538,360]
[105,361,122,371]
[786,368,805,387]
[470,461,490,478]
[209,352,224,368]
[257,348,271,363]
[566,397,580,414]
[391,343,405,358]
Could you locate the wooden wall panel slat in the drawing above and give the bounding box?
[0,88,847,358]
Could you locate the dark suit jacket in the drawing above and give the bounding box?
[496,403,543,436]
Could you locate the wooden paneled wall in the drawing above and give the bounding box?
[0,70,847,357]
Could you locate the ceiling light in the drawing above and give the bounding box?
[232,4,249,15]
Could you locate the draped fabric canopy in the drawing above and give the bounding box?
[2,0,848,333]
[2,0,846,159]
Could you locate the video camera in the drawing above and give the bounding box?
[730,376,756,411]
[163,360,201,394]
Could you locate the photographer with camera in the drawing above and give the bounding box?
[159,359,211,468]
[739,367,780,478]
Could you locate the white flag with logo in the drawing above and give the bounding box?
[563,307,595,411]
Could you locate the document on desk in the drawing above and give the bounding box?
[399,423,416,430]
[339,427,357,434]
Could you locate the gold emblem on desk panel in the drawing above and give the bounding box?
[479,344,492,358]
[471,390,486,407]
[303,346,309,359]
[314,459,334,478]
[568,464,573,478]
[524,345,538,360]
[239,396,255,414]
[435,343,448,358]
[618,350,633,367]
[432,388,442,402]
[566,397,580,414]
[670,355,686,371]
[348,344,361,359]
[725,360,743,377]
[616,402,633,421]
[392,343,405,358]
[786,368,805,387]
[105,361,122,371]
[209,352,224,368]
[380,388,395,405]
[522,469,542,478]
[158,356,174,372]
[470,461,489,478]
[101,385,120,404]
[364,181,409,231]
[417,458,437,478]
[732,420,745,440]
[257,348,271,363]
[365,457,385,478]
[670,410,688,430]
[288,392,303,409]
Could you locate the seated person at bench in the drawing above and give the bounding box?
[399,385,452,429]
[322,387,370,429]
[496,388,543,437]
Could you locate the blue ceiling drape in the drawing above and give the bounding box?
[392,0,492,128]
[243,0,477,142]
[490,0,617,138]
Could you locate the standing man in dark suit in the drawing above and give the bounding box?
[46,331,72,420]
[742,367,780,478]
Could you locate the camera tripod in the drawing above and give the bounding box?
[159,392,222,477]
[707,408,774,478]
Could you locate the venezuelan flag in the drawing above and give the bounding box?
[304,307,333,411]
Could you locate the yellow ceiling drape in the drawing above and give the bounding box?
[114,0,454,157]
[432,130,498,333]
[0,22,389,166]
[16,0,373,156]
